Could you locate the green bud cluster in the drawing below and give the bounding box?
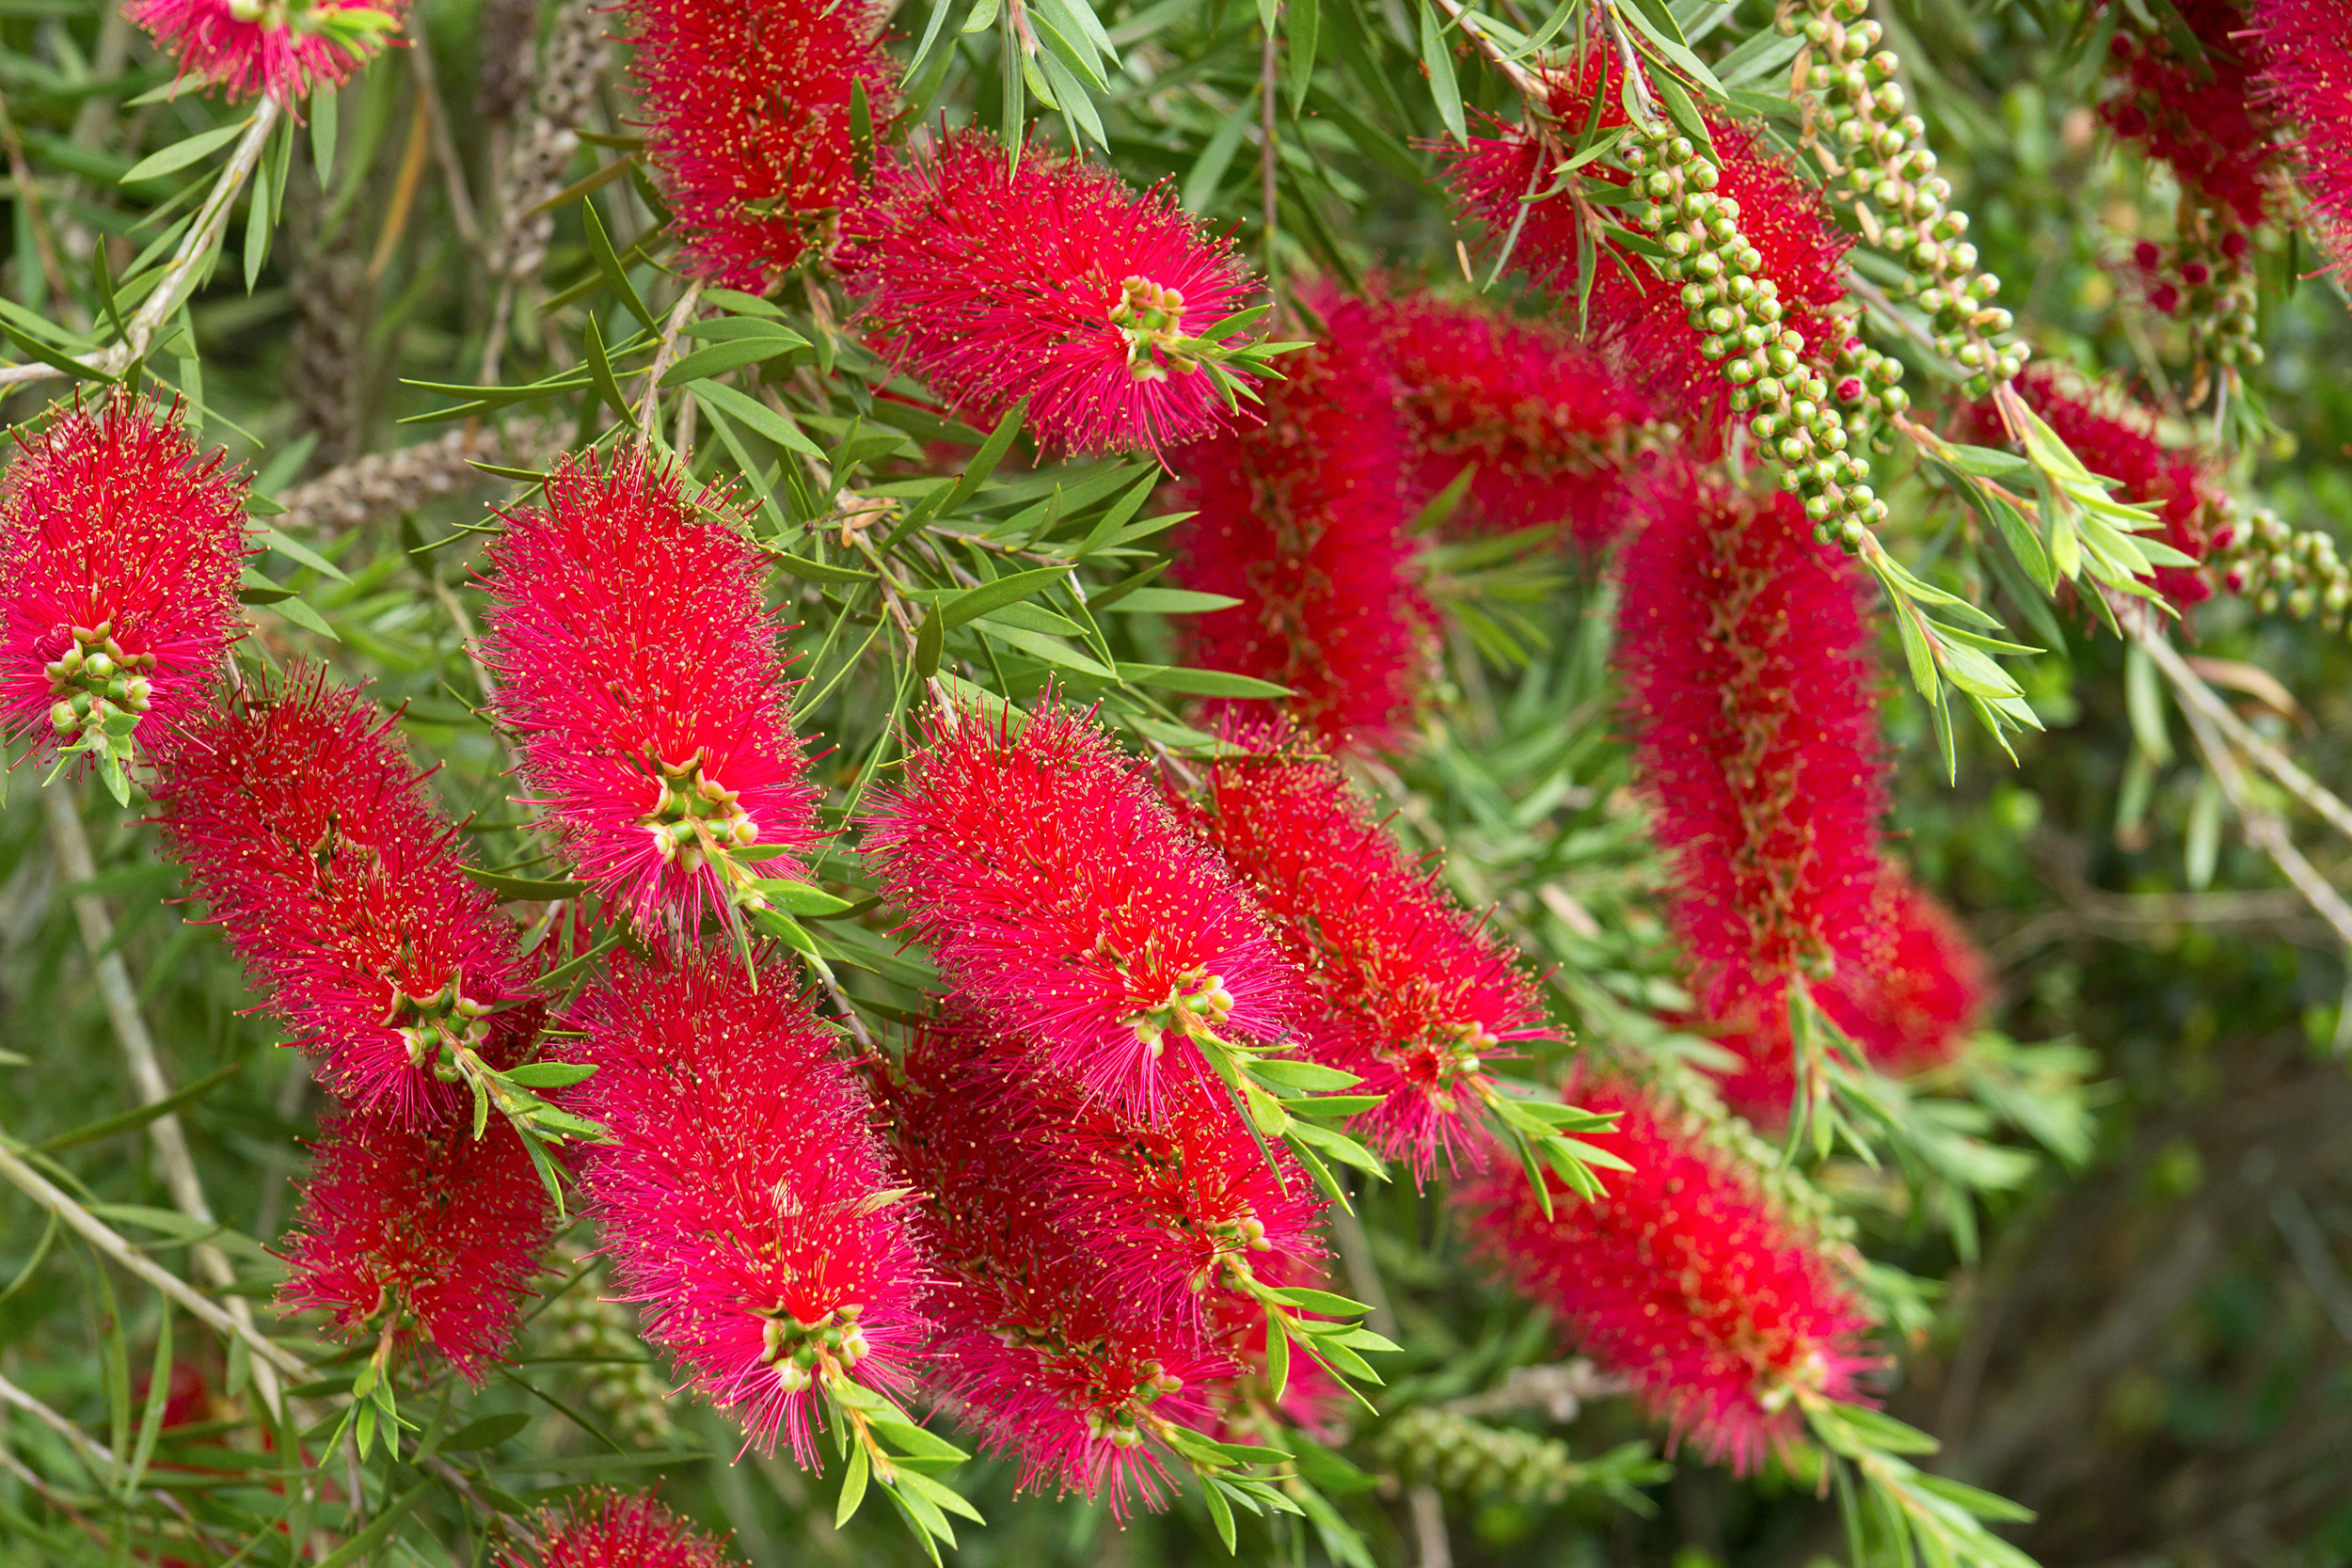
[1371,1408,1591,1504]
[543,1247,678,1449]
[1784,0,2028,397]
[385,976,496,1078]
[642,750,759,871]
[1621,119,1890,552]
[758,1302,873,1393]
[44,621,155,761]
[2213,503,2352,627]
[2152,231,2265,380]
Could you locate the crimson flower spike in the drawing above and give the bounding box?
[277,1096,553,1387]
[126,0,406,103]
[1,396,253,800]
[507,1487,743,1568]
[1458,1073,1879,1477]
[1612,467,1890,1121]
[1183,721,1565,1184]
[837,129,1282,456]
[566,949,931,1472]
[150,667,544,1122]
[623,0,898,292]
[1372,288,1657,553]
[1168,290,1435,753]
[886,1022,1243,1517]
[479,448,820,943]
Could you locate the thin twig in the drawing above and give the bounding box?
[403,12,483,246]
[41,784,285,1420]
[637,282,704,443]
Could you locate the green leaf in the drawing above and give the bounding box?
[1262,1286,1372,1317]
[837,1434,873,1527]
[1287,0,1321,112]
[1247,1056,1362,1092]
[583,313,633,420]
[313,1483,426,1568]
[770,550,876,584]
[269,595,341,641]
[463,869,592,902]
[120,118,250,184]
[310,85,338,186]
[940,565,1075,628]
[1119,664,1292,698]
[662,334,807,387]
[1202,1474,1239,1552]
[35,1062,241,1155]
[502,1061,598,1089]
[119,1304,170,1500]
[0,319,108,383]
[257,524,349,583]
[585,202,658,332]
[1418,1,1467,143]
[750,879,857,917]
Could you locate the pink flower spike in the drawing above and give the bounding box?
[1457,1074,1877,1475]
[566,948,930,1466]
[838,131,1263,456]
[126,0,407,104]
[1,397,252,785]
[151,667,541,1119]
[887,1023,1236,1515]
[277,1097,552,1386]
[480,448,819,941]
[862,698,1305,1120]
[623,0,898,291]
[1184,722,1549,1181]
[1168,291,1434,752]
[508,1487,741,1568]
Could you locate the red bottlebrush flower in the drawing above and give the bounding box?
[838,130,1263,455]
[1709,867,1991,1121]
[1184,724,1548,1180]
[887,1023,1234,1513]
[1970,365,2217,609]
[126,0,405,103]
[862,699,1305,1119]
[511,1487,740,1568]
[1,398,251,778]
[1444,53,1850,443]
[480,448,818,939]
[277,1097,552,1385]
[1374,289,1656,551]
[1457,1074,1875,1472]
[151,668,539,1117]
[2101,0,2280,228]
[1168,293,1433,751]
[1023,1045,1327,1326]
[623,0,897,291]
[566,948,928,1465]
[1613,470,1886,1022]
[2251,0,2352,269]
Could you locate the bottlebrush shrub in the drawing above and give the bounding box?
[863,698,1304,1118]
[1970,365,2217,609]
[2100,0,2280,228]
[1709,868,1992,1121]
[887,1022,1234,1513]
[1184,722,1547,1179]
[125,0,406,102]
[479,448,819,939]
[1444,51,1851,443]
[564,948,927,1465]
[509,1486,740,1568]
[0,396,251,782]
[837,130,1263,455]
[1612,470,1887,1022]
[622,0,898,291]
[1373,288,1656,550]
[276,1097,552,1385]
[150,668,540,1118]
[1458,1073,1876,1473]
[1168,292,1433,749]
[2252,0,2352,275]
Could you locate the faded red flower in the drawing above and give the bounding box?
[511,1486,740,1568]
[863,699,1304,1119]
[151,668,540,1118]
[887,1022,1234,1513]
[1458,1074,1875,1473]
[1375,288,1655,550]
[2102,0,2280,228]
[1613,471,1886,1025]
[278,1097,552,1385]
[838,131,1263,455]
[1444,51,1850,443]
[2252,0,2352,270]
[1,397,251,776]
[567,948,928,1465]
[1184,723,1548,1180]
[1710,867,1991,1121]
[126,0,406,103]
[1168,293,1432,751]
[623,0,898,290]
[480,448,819,940]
